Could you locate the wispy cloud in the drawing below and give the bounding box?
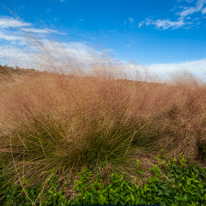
[0,38,108,71]
[177,0,206,20]
[21,28,51,34]
[0,46,39,67]
[186,0,194,3]
[139,18,184,29]
[128,18,134,23]
[77,19,84,22]
[153,19,184,29]
[48,29,67,35]
[46,8,51,13]
[1,35,206,83]
[21,28,67,35]
[202,7,206,14]
[139,0,206,30]
[0,31,22,41]
[0,17,31,28]
[0,16,68,35]
[0,16,69,69]
[138,21,144,28]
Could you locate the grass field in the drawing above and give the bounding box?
[0,41,206,205]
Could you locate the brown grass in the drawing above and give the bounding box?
[0,36,206,203]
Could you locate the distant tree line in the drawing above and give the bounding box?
[0,64,167,86]
[0,64,77,83]
[0,64,53,83]
[0,64,49,77]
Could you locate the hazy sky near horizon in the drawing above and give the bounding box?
[0,0,206,82]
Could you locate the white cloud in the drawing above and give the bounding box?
[0,17,31,28]
[147,59,206,75]
[60,0,65,2]
[124,58,206,83]
[154,19,184,29]
[21,28,51,34]
[139,0,206,30]
[62,42,105,63]
[128,18,134,23]
[145,18,152,26]
[142,18,184,29]
[178,0,206,20]
[21,28,67,35]
[47,29,67,35]
[0,31,22,41]
[77,19,84,22]
[138,22,143,28]
[46,8,51,12]
[1,37,206,84]
[202,7,206,14]
[0,39,108,71]
[0,45,43,70]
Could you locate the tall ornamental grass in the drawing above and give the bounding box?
[0,34,205,205]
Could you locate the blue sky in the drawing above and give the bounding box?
[1,0,206,82]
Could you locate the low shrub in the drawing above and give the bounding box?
[0,149,205,206]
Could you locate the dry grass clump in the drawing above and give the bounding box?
[0,38,206,203]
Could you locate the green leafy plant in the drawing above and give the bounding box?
[1,149,205,206]
[0,164,72,206]
[70,149,206,206]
